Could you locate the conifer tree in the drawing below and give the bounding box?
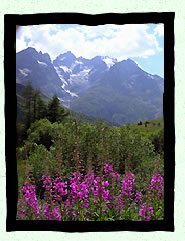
[36,95,47,120]
[21,82,34,129]
[32,90,40,122]
[47,94,69,123]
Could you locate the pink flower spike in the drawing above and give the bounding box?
[139,209,146,216]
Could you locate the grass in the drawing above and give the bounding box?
[17,159,26,188]
[130,118,163,134]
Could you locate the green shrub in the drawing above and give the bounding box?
[24,118,53,153]
[29,144,57,198]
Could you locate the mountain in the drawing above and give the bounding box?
[16,47,72,102]
[16,48,164,125]
[70,59,163,125]
[52,52,111,104]
[16,48,113,107]
[16,83,117,126]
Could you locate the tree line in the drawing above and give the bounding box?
[16,82,69,147]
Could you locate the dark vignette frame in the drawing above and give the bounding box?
[4,12,175,232]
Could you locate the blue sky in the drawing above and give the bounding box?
[16,24,164,77]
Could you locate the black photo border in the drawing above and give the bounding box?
[4,12,175,232]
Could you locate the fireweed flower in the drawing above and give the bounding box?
[150,173,163,200]
[102,164,123,212]
[102,181,109,187]
[121,173,134,199]
[139,203,154,221]
[104,163,109,174]
[85,204,90,209]
[113,173,120,184]
[102,188,109,202]
[139,208,146,216]
[43,203,61,221]
[85,172,95,191]
[18,167,163,221]
[21,182,40,219]
[70,172,90,209]
[93,176,101,198]
[16,199,27,220]
[104,163,114,175]
[53,180,68,202]
[113,195,123,214]
[135,192,142,206]
[147,207,154,216]
[103,164,120,188]
[42,175,53,192]
[108,165,113,172]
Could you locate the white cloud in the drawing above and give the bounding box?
[16,38,27,53]
[76,24,119,40]
[154,24,164,37]
[16,24,163,61]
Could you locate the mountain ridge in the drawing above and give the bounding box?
[16,47,163,125]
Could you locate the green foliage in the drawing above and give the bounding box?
[16,83,48,147]
[16,83,70,147]
[36,95,48,120]
[16,122,26,147]
[22,117,160,181]
[17,159,26,189]
[131,118,163,133]
[130,118,164,154]
[149,128,164,154]
[25,119,53,152]
[21,82,34,129]
[16,82,164,222]
[29,144,57,197]
[47,94,69,123]
[69,109,118,126]
[117,126,157,174]
[17,108,164,205]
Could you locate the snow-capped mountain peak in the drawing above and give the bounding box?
[16,48,164,124]
[102,56,117,69]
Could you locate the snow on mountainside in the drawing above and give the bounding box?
[52,51,114,98]
[59,65,71,73]
[68,68,91,85]
[102,56,117,69]
[37,60,48,67]
[18,68,31,77]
